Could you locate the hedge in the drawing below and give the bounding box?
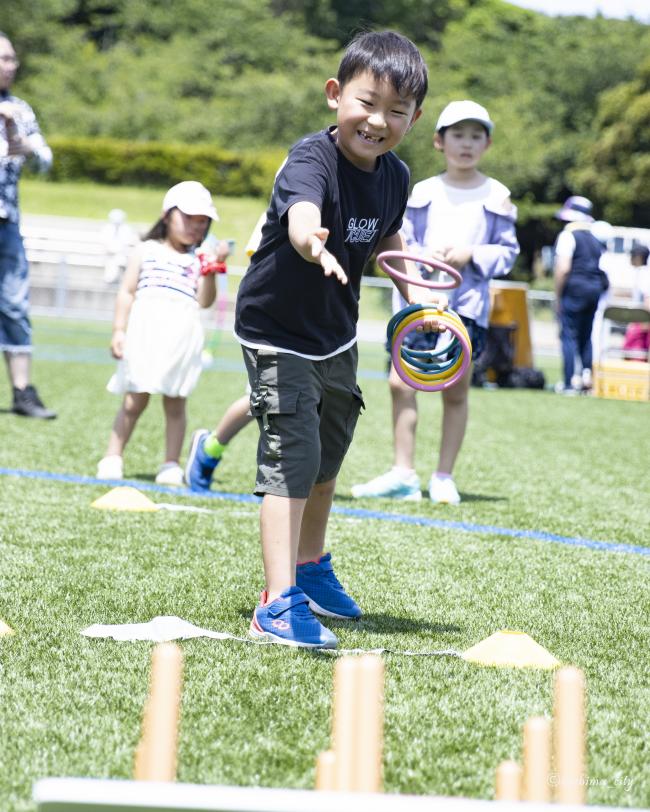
[38,136,287,198]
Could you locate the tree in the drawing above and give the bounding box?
[271,0,477,47]
[571,57,650,227]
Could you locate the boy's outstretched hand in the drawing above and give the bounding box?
[309,228,348,285]
[288,201,348,285]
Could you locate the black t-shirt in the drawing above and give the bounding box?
[235,127,409,357]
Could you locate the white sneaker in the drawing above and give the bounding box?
[582,368,593,390]
[554,381,579,396]
[428,475,460,505]
[351,468,421,501]
[96,455,123,480]
[155,462,185,486]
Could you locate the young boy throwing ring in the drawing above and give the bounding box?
[234,31,445,649]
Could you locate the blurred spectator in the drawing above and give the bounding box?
[0,31,55,418]
[622,243,650,359]
[553,196,610,394]
[102,208,135,284]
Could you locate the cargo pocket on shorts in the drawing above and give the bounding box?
[344,384,365,446]
[249,387,300,460]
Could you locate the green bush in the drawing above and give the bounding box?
[40,136,286,198]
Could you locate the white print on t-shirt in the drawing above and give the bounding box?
[345,217,379,243]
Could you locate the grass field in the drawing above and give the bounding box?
[1,317,649,811]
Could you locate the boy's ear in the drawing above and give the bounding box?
[325,78,341,111]
[406,108,423,131]
[433,131,444,151]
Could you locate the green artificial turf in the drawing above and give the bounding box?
[1,319,649,811]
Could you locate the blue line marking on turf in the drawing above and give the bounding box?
[1,466,648,558]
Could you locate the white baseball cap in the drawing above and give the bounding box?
[162,181,219,221]
[436,100,494,134]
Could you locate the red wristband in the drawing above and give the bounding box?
[199,257,227,276]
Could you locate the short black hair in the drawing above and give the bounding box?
[631,242,650,262]
[337,31,428,110]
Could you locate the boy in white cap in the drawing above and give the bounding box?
[97,181,230,485]
[353,99,519,505]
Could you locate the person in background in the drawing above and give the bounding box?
[184,214,265,492]
[102,208,135,285]
[185,394,253,490]
[553,195,609,394]
[622,243,650,359]
[628,242,650,304]
[97,181,229,485]
[352,100,518,505]
[0,32,55,418]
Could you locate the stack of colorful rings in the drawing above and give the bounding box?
[377,251,473,392]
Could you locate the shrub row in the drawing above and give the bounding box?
[41,136,287,198]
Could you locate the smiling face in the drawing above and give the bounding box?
[0,37,19,92]
[325,70,421,171]
[165,209,210,251]
[434,120,491,171]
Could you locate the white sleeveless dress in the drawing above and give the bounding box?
[107,240,205,397]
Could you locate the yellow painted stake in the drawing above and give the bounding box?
[522,716,551,801]
[495,760,522,801]
[553,666,586,804]
[332,657,360,791]
[354,655,384,793]
[315,750,337,791]
[321,655,384,792]
[134,643,183,782]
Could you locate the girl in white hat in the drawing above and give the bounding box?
[97,181,230,485]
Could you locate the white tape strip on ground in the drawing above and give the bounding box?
[80,616,462,658]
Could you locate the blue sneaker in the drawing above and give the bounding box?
[296,553,362,620]
[185,429,220,491]
[351,468,421,501]
[250,586,338,649]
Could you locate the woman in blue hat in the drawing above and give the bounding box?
[553,196,610,394]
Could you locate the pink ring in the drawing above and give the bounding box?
[377,251,462,290]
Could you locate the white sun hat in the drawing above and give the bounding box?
[436,100,494,133]
[162,181,219,221]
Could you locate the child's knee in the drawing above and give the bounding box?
[163,395,186,418]
[442,385,468,407]
[390,375,416,403]
[311,478,336,498]
[123,392,148,417]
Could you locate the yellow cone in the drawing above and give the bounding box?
[91,486,159,512]
[463,630,559,669]
[0,619,15,637]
